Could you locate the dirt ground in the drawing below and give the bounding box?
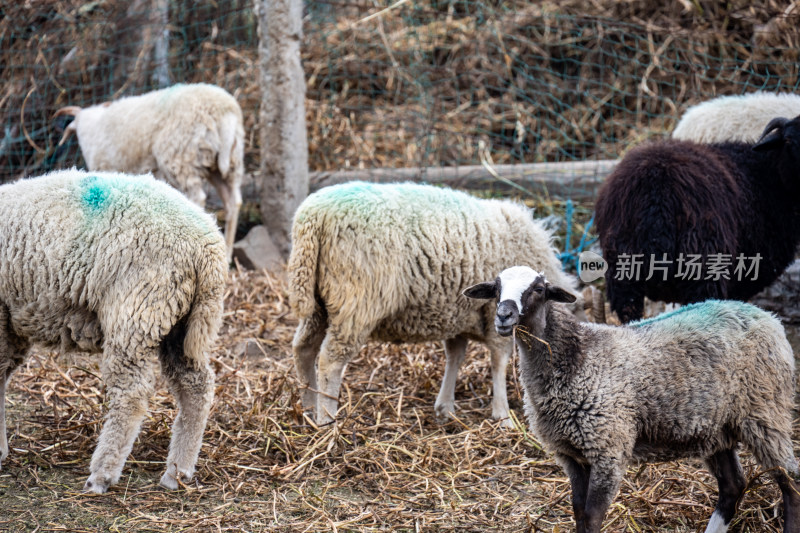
[0,268,797,532]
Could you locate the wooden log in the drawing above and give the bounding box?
[209,160,618,210]
[308,159,619,202]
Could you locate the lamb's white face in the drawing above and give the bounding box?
[498,266,544,311]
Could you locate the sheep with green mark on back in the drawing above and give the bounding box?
[288,181,585,428]
[54,83,244,262]
[0,168,228,494]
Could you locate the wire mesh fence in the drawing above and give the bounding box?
[3,0,800,201]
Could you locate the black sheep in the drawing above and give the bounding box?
[595,116,800,322]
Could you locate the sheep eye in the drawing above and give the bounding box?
[533,285,544,294]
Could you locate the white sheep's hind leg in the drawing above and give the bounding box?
[292,308,328,417]
[211,178,242,264]
[315,327,363,426]
[1,363,26,467]
[158,360,215,490]
[84,346,155,494]
[0,304,29,469]
[0,377,8,467]
[434,336,467,421]
[0,372,16,467]
[488,337,514,428]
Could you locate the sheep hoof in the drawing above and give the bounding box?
[160,468,192,490]
[497,417,515,430]
[83,476,110,494]
[433,402,457,423]
[159,472,180,490]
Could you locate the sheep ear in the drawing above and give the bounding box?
[753,117,788,152]
[546,285,577,303]
[463,281,497,300]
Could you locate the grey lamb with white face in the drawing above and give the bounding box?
[465,266,800,533]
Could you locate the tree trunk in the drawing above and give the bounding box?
[112,0,172,93]
[150,0,171,88]
[254,0,309,257]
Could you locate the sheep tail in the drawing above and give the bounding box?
[217,112,241,178]
[183,253,227,369]
[287,210,320,319]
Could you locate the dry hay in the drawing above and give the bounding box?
[0,267,797,531]
[4,0,800,181]
[302,0,800,170]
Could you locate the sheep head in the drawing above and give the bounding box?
[53,106,82,146]
[753,116,789,152]
[753,115,800,190]
[464,266,576,337]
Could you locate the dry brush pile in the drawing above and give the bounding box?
[0,268,797,532]
[3,0,800,182]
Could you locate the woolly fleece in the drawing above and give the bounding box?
[288,181,580,426]
[672,92,800,143]
[61,83,244,261]
[0,169,228,493]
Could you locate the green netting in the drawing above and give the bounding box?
[2,0,799,190]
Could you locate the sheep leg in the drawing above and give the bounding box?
[222,185,241,264]
[489,340,513,428]
[741,419,800,532]
[315,328,363,425]
[703,448,746,533]
[0,374,10,467]
[0,378,6,466]
[0,368,24,468]
[292,307,328,416]
[158,359,215,490]
[208,173,242,263]
[84,347,155,494]
[775,472,800,533]
[433,336,467,421]
[558,454,591,533]
[582,457,624,533]
[0,303,28,469]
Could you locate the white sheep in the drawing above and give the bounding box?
[465,267,800,533]
[0,168,228,493]
[54,83,244,262]
[672,92,800,143]
[287,181,582,427]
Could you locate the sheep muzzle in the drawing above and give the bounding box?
[495,300,520,336]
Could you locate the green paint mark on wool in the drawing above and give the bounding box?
[308,181,474,214]
[80,175,111,211]
[75,173,217,235]
[629,299,763,330]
